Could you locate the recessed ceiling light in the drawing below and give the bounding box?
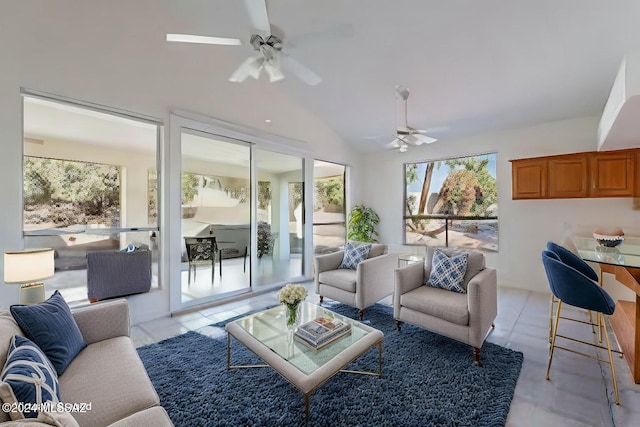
[264,119,271,123]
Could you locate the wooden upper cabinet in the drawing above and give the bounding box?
[511,159,547,199]
[511,148,638,200]
[589,152,635,197]
[548,155,589,198]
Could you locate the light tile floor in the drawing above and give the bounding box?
[132,284,640,426]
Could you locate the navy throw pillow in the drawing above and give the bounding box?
[0,335,60,419]
[10,291,86,376]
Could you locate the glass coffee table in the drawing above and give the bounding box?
[226,301,383,420]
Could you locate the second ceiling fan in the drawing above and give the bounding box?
[392,86,438,152]
[167,0,322,86]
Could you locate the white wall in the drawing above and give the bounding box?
[363,116,640,294]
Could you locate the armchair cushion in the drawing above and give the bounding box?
[425,247,485,289]
[317,270,356,293]
[401,286,469,326]
[339,242,371,270]
[426,250,468,293]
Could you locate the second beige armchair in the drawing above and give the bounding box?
[314,243,397,320]
[394,247,497,365]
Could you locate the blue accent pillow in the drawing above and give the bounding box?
[426,250,469,293]
[0,335,60,419]
[10,291,86,376]
[339,242,371,269]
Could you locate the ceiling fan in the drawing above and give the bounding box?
[166,0,322,86]
[391,86,437,152]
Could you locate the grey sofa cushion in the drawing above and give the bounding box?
[318,270,356,292]
[107,407,173,427]
[0,311,23,371]
[425,247,485,289]
[59,337,159,427]
[0,409,79,426]
[401,286,469,326]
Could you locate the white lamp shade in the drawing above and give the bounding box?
[4,249,55,284]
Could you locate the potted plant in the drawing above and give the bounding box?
[347,204,380,243]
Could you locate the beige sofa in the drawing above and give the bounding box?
[0,299,173,427]
[314,243,397,320]
[394,247,497,365]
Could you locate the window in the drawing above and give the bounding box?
[404,153,498,251]
[23,94,161,302]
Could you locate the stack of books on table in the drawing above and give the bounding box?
[294,317,352,351]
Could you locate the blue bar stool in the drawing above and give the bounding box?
[542,250,620,405]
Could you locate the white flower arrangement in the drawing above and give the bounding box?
[278,283,308,306]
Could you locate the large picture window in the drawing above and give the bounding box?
[404,153,498,251]
[22,94,161,303]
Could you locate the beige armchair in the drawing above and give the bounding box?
[315,243,397,320]
[394,247,497,365]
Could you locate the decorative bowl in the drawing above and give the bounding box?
[593,232,624,248]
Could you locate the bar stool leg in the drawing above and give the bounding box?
[601,313,620,405]
[549,294,555,344]
[546,300,563,380]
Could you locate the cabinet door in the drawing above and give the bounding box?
[512,159,547,199]
[589,152,635,197]
[548,155,588,198]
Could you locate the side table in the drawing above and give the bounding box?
[398,253,424,268]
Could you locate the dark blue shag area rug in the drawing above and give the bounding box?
[138,303,523,427]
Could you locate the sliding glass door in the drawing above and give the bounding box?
[180,129,251,304]
[255,149,305,287]
[313,160,346,254]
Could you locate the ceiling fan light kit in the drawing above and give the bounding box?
[166,0,322,86]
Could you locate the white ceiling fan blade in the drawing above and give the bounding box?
[390,138,401,148]
[166,34,241,46]
[281,56,322,86]
[414,134,438,145]
[244,0,271,35]
[229,54,264,83]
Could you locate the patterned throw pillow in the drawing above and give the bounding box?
[426,250,469,293]
[339,242,372,269]
[0,335,60,420]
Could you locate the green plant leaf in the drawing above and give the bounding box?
[347,204,380,243]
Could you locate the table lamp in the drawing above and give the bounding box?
[4,248,55,305]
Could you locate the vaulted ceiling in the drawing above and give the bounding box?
[9,0,640,153]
